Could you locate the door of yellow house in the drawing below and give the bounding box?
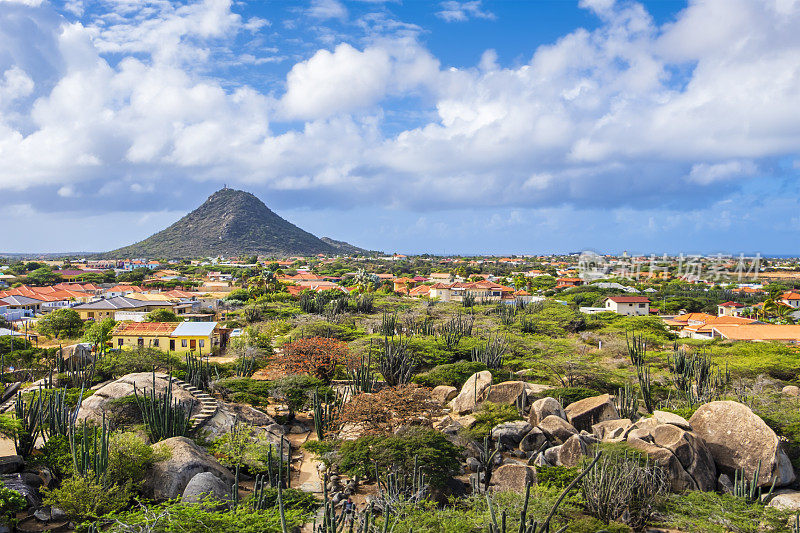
[190,339,196,350]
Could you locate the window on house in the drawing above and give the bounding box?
[153,339,159,347]
[182,339,187,348]
[199,340,205,348]
[118,338,123,346]
[639,303,646,308]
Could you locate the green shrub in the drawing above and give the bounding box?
[106,501,306,532]
[246,487,318,513]
[536,465,579,491]
[660,491,791,532]
[537,387,601,407]
[464,402,521,440]
[302,440,335,457]
[107,431,169,488]
[211,423,283,474]
[214,376,332,413]
[337,427,462,488]
[214,378,273,406]
[0,487,26,525]
[41,476,131,522]
[27,434,72,478]
[412,361,488,388]
[269,375,332,413]
[96,347,182,379]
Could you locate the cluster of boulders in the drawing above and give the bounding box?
[433,372,798,498]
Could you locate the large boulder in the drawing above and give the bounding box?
[689,401,795,487]
[450,371,493,414]
[652,410,692,431]
[592,419,632,442]
[520,427,548,453]
[431,386,458,404]
[624,417,716,492]
[537,415,577,445]
[77,372,200,424]
[481,381,527,406]
[556,435,588,468]
[781,385,800,398]
[491,464,537,492]
[528,397,566,427]
[203,401,275,440]
[142,437,233,500]
[564,394,619,432]
[767,489,800,511]
[491,421,532,447]
[181,471,232,507]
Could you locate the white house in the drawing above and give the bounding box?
[780,292,800,308]
[603,296,651,316]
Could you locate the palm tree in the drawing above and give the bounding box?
[776,304,796,325]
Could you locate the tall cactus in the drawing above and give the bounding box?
[70,412,110,484]
[312,389,340,441]
[378,334,415,386]
[13,390,43,457]
[346,347,376,397]
[133,372,194,442]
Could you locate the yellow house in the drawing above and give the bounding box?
[111,321,220,353]
[72,296,174,321]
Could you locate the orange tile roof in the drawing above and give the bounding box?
[112,322,177,335]
[713,325,800,341]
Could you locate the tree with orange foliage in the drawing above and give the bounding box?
[280,336,348,383]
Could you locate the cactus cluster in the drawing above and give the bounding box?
[378,334,415,387]
[313,389,341,440]
[185,353,216,391]
[471,334,509,370]
[133,372,194,442]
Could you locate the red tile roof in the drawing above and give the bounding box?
[605,296,651,303]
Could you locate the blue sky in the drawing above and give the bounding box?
[1,0,799,256]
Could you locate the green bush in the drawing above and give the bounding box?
[246,487,318,513]
[302,440,335,457]
[105,502,306,533]
[38,308,84,339]
[464,402,521,440]
[536,387,600,407]
[107,431,170,488]
[659,491,791,532]
[211,424,283,475]
[41,476,131,522]
[536,465,579,490]
[214,376,332,413]
[337,427,462,488]
[27,434,72,478]
[412,361,488,388]
[0,487,26,525]
[96,347,182,379]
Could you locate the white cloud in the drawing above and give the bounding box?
[436,1,496,23]
[1,0,800,222]
[281,43,392,120]
[307,0,348,21]
[688,161,758,185]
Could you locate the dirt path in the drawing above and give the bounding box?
[288,415,323,494]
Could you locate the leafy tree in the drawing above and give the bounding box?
[144,309,180,322]
[529,275,557,291]
[116,268,150,283]
[280,337,349,382]
[38,309,84,339]
[83,317,117,351]
[25,267,62,286]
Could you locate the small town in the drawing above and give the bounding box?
[2,0,800,532]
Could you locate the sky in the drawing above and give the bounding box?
[1,0,799,256]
